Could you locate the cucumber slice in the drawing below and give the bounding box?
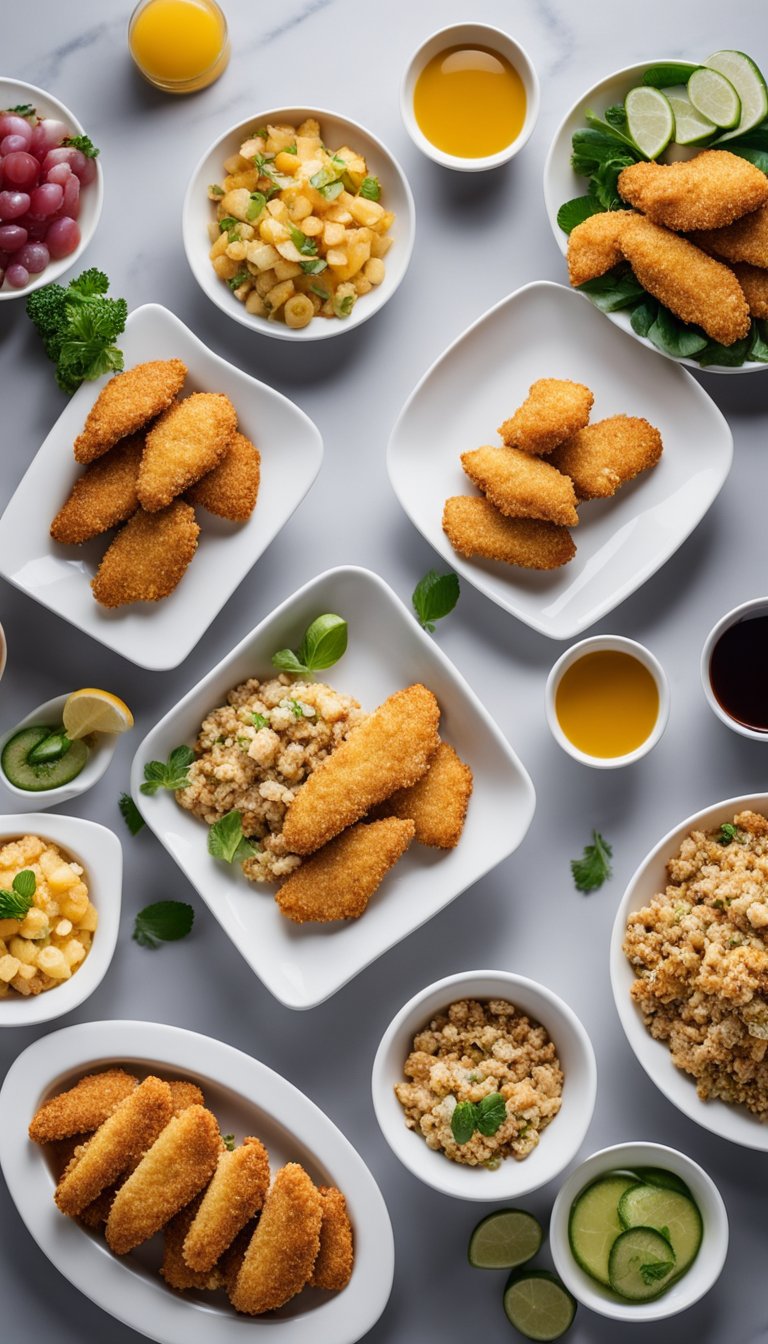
[706,49,768,140]
[503,1270,577,1341]
[625,86,675,159]
[1,725,89,792]
[608,1227,677,1301]
[663,86,717,144]
[643,62,701,88]
[688,67,741,129]
[468,1208,543,1269]
[618,1184,702,1277]
[626,1166,691,1196]
[568,1175,639,1286]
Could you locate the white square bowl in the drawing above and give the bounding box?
[0,303,323,669]
[387,281,733,640]
[130,566,535,1009]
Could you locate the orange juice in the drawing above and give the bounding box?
[129,0,229,93]
[555,651,659,758]
[413,46,526,157]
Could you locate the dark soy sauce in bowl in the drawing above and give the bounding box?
[709,614,768,732]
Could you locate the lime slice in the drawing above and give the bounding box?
[688,67,741,129]
[663,86,716,144]
[503,1270,577,1341]
[63,688,134,739]
[706,49,768,139]
[468,1209,543,1269]
[625,86,675,159]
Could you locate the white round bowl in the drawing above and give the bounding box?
[0,78,104,302]
[611,791,768,1148]
[400,24,539,172]
[542,59,767,375]
[550,1141,729,1322]
[183,105,415,342]
[700,597,768,740]
[0,812,122,1026]
[371,969,596,1201]
[0,693,121,811]
[545,634,670,769]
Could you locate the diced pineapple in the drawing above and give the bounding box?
[212,255,241,281]
[323,221,345,248]
[256,268,278,296]
[274,151,300,176]
[370,233,393,259]
[239,136,265,159]
[259,217,290,245]
[274,259,302,281]
[0,955,20,983]
[275,239,304,264]
[347,195,385,227]
[219,188,253,222]
[224,151,251,175]
[297,118,320,136]
[79,903,98,934]
[245,291,268,317]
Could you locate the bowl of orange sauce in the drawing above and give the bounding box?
[401,24,539,172]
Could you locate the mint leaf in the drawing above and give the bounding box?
[208,810,258,865]
[12,870,37,900]
[451,1100,477,1145]
[133,900,194,949]
[140,745,195,795]
[640,1259,675,1285]
[0,870,36,919]
[475,1092,506,1137]
[412,569,460,633]
[119,793,145,835]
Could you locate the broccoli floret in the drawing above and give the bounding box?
[25,283,69,360]
[25,270,127,395]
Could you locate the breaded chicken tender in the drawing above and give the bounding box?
[443,496,576,570]
[138,392,237,511]
[377,741,473,849]
[310,1187,354,1291]
[281,685,440,856]
[29,1069,138,1143]
[218,1225,256,1296]
[229,1164,322,1315]
[55,1076,172,1217]
[498,379,594,456]
[168,1080,206,1113]
[731,261,768,318]
[50,436,143,544]
[183,1137,271,1272]
[276,818,415,924]
[618,150,768,231]
[73,359,187,464]
[461,446,579,527]
[105,1105,222,1255]
[78,1185,118,1229]
[186,431,261,521]
[91,501,200,607]
[549,415,663,500]
[567,210,632,286]
[161,1196,223,1292]
[692,202,768,267]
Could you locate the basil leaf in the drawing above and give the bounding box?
[359,175,381,201]
[577,269,645,311]
[475,1092,507,1136]
[646,304,709,359]
[556,194,605,234]
[12,869,36,900]
[451,1100,477,1145]
[299,614,348,671]
[696,331,752,366]
[119,793,145,835]
[412,569,460,633]
[271,647,309,674]
[133,900,194,949]
[208,810,258,864]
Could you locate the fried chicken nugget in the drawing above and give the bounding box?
[310,1187,354,1291]
[461,446,579,527]
[276,818,415,924]
[54,1076,172,1217]
[161,1195,223,1292]
[377,742,473,849]
[567,210,632,286]
[229,1164,323,1316]
[692,202,768,267]
[186,431,261,521]
[498,379,594,456]
[91,501,200,607]
[183,1137,271,1272]
[618,150,768,231]
[138,392,237,511]
[50,436,144,544]
[73,359,187,464]
[443,496,576,570]
[281,685,440,856]
[549,415,663,500]
[29,1069,138,1143]
[731,262,768,318]
[105,1105,222,1255]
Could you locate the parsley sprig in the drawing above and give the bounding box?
[717,822,743,846]
[412,569,460,633]
[272,613,348,676]
[571,830,613,893]
[451,1093,507,1145]
[133,900,194,949]
[0,870,36,920]
[208,810,258,865]
[63,134,99,158]
[140,745,195,796]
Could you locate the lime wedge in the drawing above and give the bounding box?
[625,86,675,159]
[663,86,716,144]
[503,1270,577,1341]
[706,49,768,139]
[688,67,741,129]
[468,1209,543,1270]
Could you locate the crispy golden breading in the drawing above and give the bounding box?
[567,210,632,286]
[138,392,237,511]
[161,1195,223,1292]
[377,742,473,849]
[498,379,594,455]
[461,446,579,527]
[78,1185,118,1229]
[50,436,143,544]
[183,1137,271,1273]
[186,431,261,521]
[281,685,440,856]
[29,1069,138,1144]
[731,261,768,318]
[105,1105,222,1255]
[443,496,576,570]
[168,1080,205,1114]
[692,203,768,267]
[55,1077,172,1217]
[310,1187,354,1291]
[73,360,187,464]
[276,818,415,924]
[218,1225,255,1296]
[549,415,663,500]
[91,501,200,607]
[229,1164,323,1316]
[618,151,768,231]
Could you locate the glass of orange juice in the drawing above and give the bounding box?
[129,0,230,94]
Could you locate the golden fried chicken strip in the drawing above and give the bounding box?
[29,1069,138,1144]
[462,446,579,527]
[91,501,200,607]
[498,379,594,455]
[105,1105,222,1255]
[78,1185,117,1229]
[55,1077,172,1217]
[443,496,576,570]
[73,360,187,464]
[567,210,632,286]
[183,1137,271,1272]
[310,1187,354,1291]
[377,741,473,849]
[50,436,143,544]
[161,1195,223,1292]
[692,202,768,267]
[618,151,768,231]
[218,1225,255,1296]
[186,431,261,521]
[549,415,663,500]
[168,1080,205,1113]
[281,685,440,856]
[229,1164,322,1315]
[276,818,415,924]
[138,392,237,511]
[731,261,768,318]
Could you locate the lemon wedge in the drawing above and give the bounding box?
[63,689,134,739]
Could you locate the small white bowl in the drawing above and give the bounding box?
[701,597,768,740]
[371,969,596,1201]
[0,813,121,1026]
[0,694,120,811]
[0,79,104,302]
[183,106,414,342]
[550,1141,729,1322]
[545,635,669,769]
[401,24,539,172]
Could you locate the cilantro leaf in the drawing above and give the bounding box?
[8,103,36,119]
[359,176,381,201]
[208,810,259,865]
[140,745,195,796]
[412,569,460,633]
[475,1092,507,1137]
[451,1100,477,1145]
[571,830,613,893]
[133,900,194,949]
[119,793,145,835]
[227,269,249,291]
[63,134,99,158]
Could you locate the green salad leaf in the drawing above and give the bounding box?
[576,269,645,311]
[557,194,605,234]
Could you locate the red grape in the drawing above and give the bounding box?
[16,241,49,273]
[46,162,71,186]
[1,135,29,155]
[61,174,80,215]
[0,224,28,251]
[42,146,86,176]
[5,262,29,287]
[29,118,67,156]
[77,156,97,186]
[29,182,63,217]
[25,218,49,240]
[0,115,32,145]
[46,216,79,258]
[0,190,31,220]
[3,152,39,188]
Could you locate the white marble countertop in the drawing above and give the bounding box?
[2,2,768,1341]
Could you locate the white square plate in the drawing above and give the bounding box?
[387,281,733,640]
[0,304,323,669]
[130,566,535,1009]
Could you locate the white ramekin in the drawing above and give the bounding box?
[700,597,768,741]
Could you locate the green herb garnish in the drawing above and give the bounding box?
[310,165,345,201]
[133,900,194,949]
[63,134,99,158]
[412,569,460,633]
[209,183,225,196]
[450,1092,507,1145]
[26,269,127,395]
[140,745,195,796]
[577,268,645,312]
[284,143,298,154]
[288,699,305,718]
[333,292,355,317]
[247,191,267,221]
[300,257,328,275]
[272,613,348,676]
[218,215,241,240]
[310,282,329,301]
[8,103,36,119]
[222,1133,236,1150]
[359,175,381,201]
[571,830,613,893]
[227,269,250,291]
[0,870,37,920]
[288,224,318,257]
[639,1259,675,1286]
[119,793,145,836]
[250,713,268,729]
[717,822,743,846]
[208,810,259,865]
